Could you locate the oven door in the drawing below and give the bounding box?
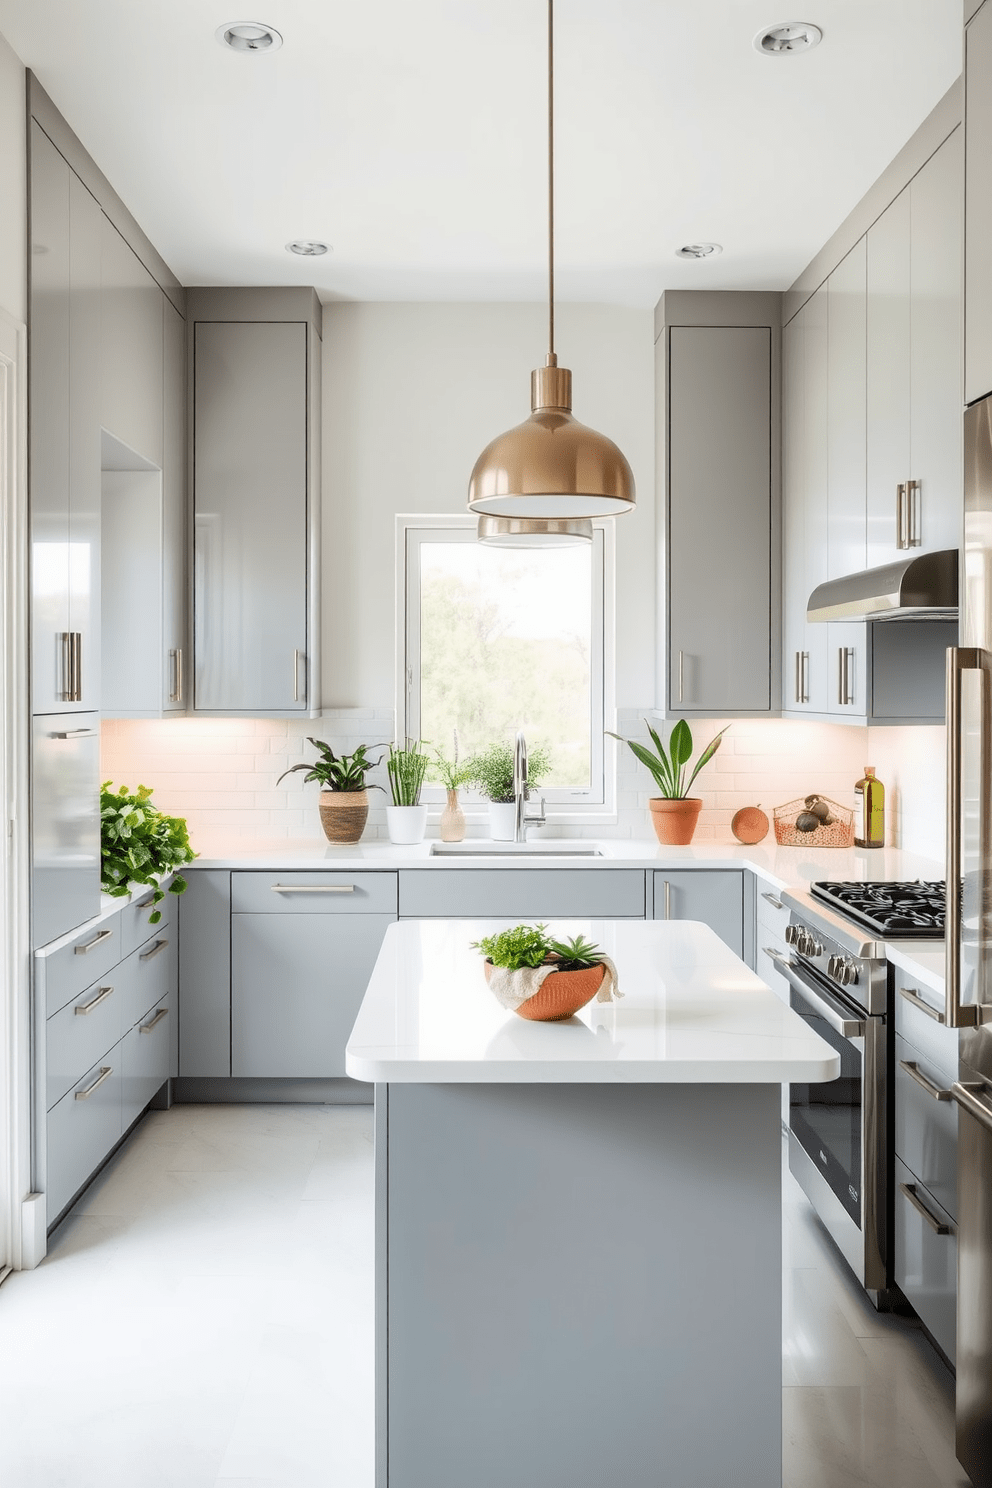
[769,950,887,1293]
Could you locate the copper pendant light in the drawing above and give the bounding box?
[469,0,635,525]
[476,515,592,547]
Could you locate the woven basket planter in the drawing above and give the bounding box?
[318,789,370,845]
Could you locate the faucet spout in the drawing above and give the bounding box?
[513,732,528,843]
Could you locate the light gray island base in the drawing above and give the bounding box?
[376,1079,782,1488]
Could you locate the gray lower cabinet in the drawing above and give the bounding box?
[894,1155,957,1365]
[398,869,645,919]
[651,870,744,958]
[232,912,396,1077]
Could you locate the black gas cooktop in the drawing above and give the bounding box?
[810,881,945,939]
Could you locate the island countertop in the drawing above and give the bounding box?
[345,918,841,1085]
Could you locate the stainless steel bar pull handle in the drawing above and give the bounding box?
[59,632,72,701]
[75,985,114,1016]
[140,1007,169,1034]
[139,938,169,962]
[794,650,801,704]
[761,892,784,911]
[945,647,987,1028]
[677,651,684,705]
[838,647,855,706]
[907,479,921,547]
[270,883,355,894]
[663,880,671,919]
[896,482,908,549]
[898,985,946,1024]
[51,728,97,740]
[293,649,305,704]
[801,651,809,704]
[900,1182,953,1235]
[169,648,183,704]
[75,928,113,956]
[73,631,81,701]
[952,1080,992,1134]
[900,1059,953,1101]
[75,1066,113,1101]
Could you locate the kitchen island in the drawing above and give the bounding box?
[346,918,839,1488]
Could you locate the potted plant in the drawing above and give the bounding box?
[432,733,474,843]
[100,782,197,915]
[277,738,383,844]
[386,740,430,844]
[608,719,728,845]
[470,923,619,1022]
[467,741,552,841]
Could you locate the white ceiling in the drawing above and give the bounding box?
[0,0,964,305]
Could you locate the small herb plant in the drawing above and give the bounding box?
[432,731,474,791]
[277,739,383,793]
[467,742,552,804]
[100,782,196,921]
[471,924,604,973]
[608,719,727,800]
[387,740,430,806]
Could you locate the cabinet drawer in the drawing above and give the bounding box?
[894,1032,958,1220]
[46,975,122,1111]
[117,933,176,1030]
[894,975,957,1073]
[40,910,123,1018]
[121,992,173,1130]
[232,871,398,915]
[120,886,174,958]
[755,883,790,940]
[399,870,645,920]
[894,1155,956,1364]
[46,1053,122,1225]
[232,912,394,1077]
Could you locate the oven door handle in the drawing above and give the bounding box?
[767,951,866,1039]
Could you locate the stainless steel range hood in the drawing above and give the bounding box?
[806,548,958,622]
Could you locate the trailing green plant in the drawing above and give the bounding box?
[466,741,552,804]
[470,924,604,973]
[387,740,430,806]
[276,739,383,793]
[607,719,727,800]
[431,730,474,791]
[100,782,196,921]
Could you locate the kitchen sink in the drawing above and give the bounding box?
[429,841,603,857]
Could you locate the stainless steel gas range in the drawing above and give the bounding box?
[776,886,894,1305]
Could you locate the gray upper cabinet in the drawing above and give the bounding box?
[826,241,868,718]
[967,1,992,405]
[661,297,778,716]
[783,284,830,715]
[101,216,163,466]
[162,299,187,711]
[190,289,322,716]
[868,131,962,563]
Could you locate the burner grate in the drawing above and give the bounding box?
[810,880,945,939]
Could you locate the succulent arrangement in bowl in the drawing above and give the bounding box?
[470,923,617,1022]
[277,738,384,844]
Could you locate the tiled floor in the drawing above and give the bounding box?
[0,1104,973,1487]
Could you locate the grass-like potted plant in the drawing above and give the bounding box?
[100,782,197,915]
[467,741,552,841]
[608,719,728,845]
[386,740,430,845]
[277,738,383,844]
[470,923,619,1022]
[432,734,474,843]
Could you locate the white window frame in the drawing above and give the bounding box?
[395,514,617,822]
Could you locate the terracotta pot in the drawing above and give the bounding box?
[649,797,702,846]
[318,789,369,844]
[440,789,466,843]
[484,959,606,1022]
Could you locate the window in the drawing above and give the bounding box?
[398,516,614,813]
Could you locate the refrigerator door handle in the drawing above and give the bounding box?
[946,646,990,1028]
[952,1080,992,1136]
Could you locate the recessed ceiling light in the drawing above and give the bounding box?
[753,21,822,55]
[676,243,723,260]
[286,240,329,257]
[216,21,283,53]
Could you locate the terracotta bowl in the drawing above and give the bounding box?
[484,960,607,1022]
[649,797,702,846]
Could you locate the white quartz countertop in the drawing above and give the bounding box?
[344,919,842,1085]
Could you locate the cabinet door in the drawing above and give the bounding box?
[232,912,395,1077]
[910,130,963,556]
[803,283,831,713]
[178,870,231,1078]
[101,216,163,465]
[894,1155,956,1364]
[827,242,868,718]
[652,870,744,958]
[967,2,992,405]
[667,326,771,714]
[782,308,808,711]
[162,298,186,710]
[193,321,308,712]
[31,713,100,948]
[29,121,71,715]
[867,186,912,567]
[68,173,102,710]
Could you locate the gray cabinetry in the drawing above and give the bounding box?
[783,285,830,713]
[967,1,992,405]
[826,242,868,718]
[398,869,645,919]
[651,870,744,958]
[31,713,100,948]
[162,298,187,711]
[661,306,776,716]
[100,214,163,465]
[178,869,232,1078]
[190,289,322,716]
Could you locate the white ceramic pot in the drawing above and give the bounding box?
[386,804,429,845]
[488,802,517,842]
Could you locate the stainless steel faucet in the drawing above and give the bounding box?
[513,731,546,843]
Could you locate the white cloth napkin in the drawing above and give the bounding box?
[487,955,622,1013]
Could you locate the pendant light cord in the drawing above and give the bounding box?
[547,0,555,362]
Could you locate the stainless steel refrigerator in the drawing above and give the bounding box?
[950,397,992,1485]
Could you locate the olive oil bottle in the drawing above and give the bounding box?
[854,766,884,848]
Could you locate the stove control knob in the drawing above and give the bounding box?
[827,954,843,980]
[784,924,801,947]
[806,936,823,958]
[839,959,860,987]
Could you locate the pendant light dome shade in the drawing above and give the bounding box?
[476,515,592,547]
[468,361,635,518]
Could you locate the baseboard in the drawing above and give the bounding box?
[172,1076,373,1105]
